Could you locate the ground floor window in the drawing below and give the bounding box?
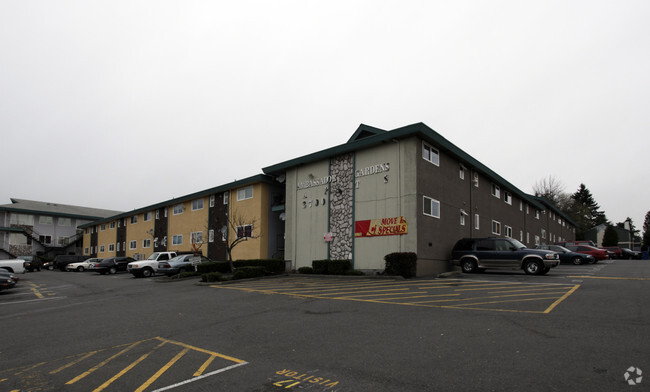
[492,220,501,235]
[173,235,183,245]
[237,224,253,238]
[423,196,440,218]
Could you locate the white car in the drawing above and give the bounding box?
[0,259,26,274]
[66,258,102,272]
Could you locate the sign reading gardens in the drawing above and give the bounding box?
[297,163,390,190]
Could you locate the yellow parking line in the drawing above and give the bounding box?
[135,348,189,392]
[194,354,217,377]
[50,351,99,374]
[543,284,581,313]
[92,340,167,392]
[487,286,567,294]
[155,337,246,364]
[66,341,143,385]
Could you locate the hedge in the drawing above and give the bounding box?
[232,266,266,280]
[197,259,285,275]
[384,252,417,278]
[311,259,354,275]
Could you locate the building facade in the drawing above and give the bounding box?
[0,199,122,259]
[80,175,285,262]
[263,123,576,276]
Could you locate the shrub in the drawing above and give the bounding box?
[298,266,314,274]
[234,259,285,274]
[312,259,329,274]
[197,262,231,274]
[201,272,223,282]
[232,266,266,280]
[384,252,417,278]
[346,269,365,276]
[328,260,352,275]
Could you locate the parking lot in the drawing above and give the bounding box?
[1,259,649,391]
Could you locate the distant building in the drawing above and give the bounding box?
[585,224,637,249]
[0,198,122,259]
[79,175,285,261]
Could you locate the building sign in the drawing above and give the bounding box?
[354,216,407,237]
[355,163,390,178]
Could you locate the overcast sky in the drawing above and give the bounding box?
[1,1,648,230]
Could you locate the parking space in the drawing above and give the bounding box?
[211,277,580,314]
[0,337,247,392]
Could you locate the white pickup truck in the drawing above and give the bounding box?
[127,252,177,278]
[0,259,26,274]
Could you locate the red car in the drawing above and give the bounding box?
[566,245,609,261]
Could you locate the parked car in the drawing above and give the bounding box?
[556,240,597,247]
[0,259,26,274]
[0,275,16,291]
[564,245,609,261]
[536,245,595,265]
[93,257,135,275]
[603,247,623,259]
[0,270,20,283]
[451,237,560,275]
[53,255,89,271]
[66,258,102,272]
[22,255,42,272]
[127,252,177,278]
[621,248,642,259]
[158,254,213,276]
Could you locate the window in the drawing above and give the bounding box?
[100,224,106,231]
[423,196,440,218]
[84,247,89,255]
[541,229,546,239]
[473,172,479,188]
[155,210,159,220]
[474,214,480,230]
[117,242,120,252]
[237,186,253,201]
[164,208,168,218]
[459,167,465,180]
[39,216,53,225]
[173,204,184,215]
[85,228,90,235]
[39,235,52,244]
[505,226,513,238]
[460,210,468,226]
[519,201,523,211]
[143,239,151,248]
[492,220,501,235]
[192,199,204,211]
[100,245,105,253]
[129,241,137,250]
[57,237,69,246]
[237,225,253,238]
[210,195,215,207]
[491,184,501,198]
[224,192,229,204]
[172,235,183,245]
[535,235,541,246]
[118,220,121,228]
[58,217,71,226]
[520,230,524,241]
[209,229,215,243]
[144,212,152,221]
[422,142,439,166]
[535,210,540,219]
[131,215,138,224]
[11,214,34,225]
[110,221,116,229]
[191,231,203,244]
[504,192,512,205]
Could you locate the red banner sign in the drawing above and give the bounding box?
[355,217,408,238]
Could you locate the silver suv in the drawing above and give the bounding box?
[451,237,560,275]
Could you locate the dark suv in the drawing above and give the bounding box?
[451,237,560,275]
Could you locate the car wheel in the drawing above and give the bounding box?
[109,267,117,274]
[142,268,153,278]
[571,257,583,265]
[523,260,543,275]
[77,266,84,272]
[460,259,478,273]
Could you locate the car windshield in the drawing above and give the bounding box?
[148,253,161,260]
[167,255,187,263]
[553,245,571,252]
[508,239,527,249]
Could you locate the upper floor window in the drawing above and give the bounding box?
[131,215,138,224]
[492,220,501,235]
[504,192,512,205]
[224,192,229,204]
[422,142,439,166]
[58,217,71,227]
[144,212,152,221]
[237,186,253,201]
[472,173,479,188]
[173,204,184,215]
[109,221,116,229]
[236,224,253,238]
[39,216,53,225]
[491,184,501,199]
[192,199,204,211]
[209,195,215,207]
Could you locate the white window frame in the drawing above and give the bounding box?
[460,210,468,226]
[108,243,115,252]
[505,226,513,238]
[209,195,215,207]
[422,142,440,166]
[58,217,71,227]
[172,235,183,245]
[209,229,215,243]
[131,215,138,224]
[129,240,137,250]
[474,214,480,230]
[423,196,440,218]
[491,184,501,199]
[192,199,204,211]
[236,224,253,239]
[504,192,512,205]
[144,212,152,221]
[237,186,253,201]
[39,216,53,225]
[492,220,501,235]
[143,239,151,248]
[173,204,184,215]
[224,192,229,204]
[191,231,203,244]
[459,167,465,180]
[100,245,105,253]
[110,221,116,229]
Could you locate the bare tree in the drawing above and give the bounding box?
[533,175,572,210]
[222,207,261,272]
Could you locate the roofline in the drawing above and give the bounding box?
[77,173,277,228]
[263,122,545,210]
[0,206,110,221]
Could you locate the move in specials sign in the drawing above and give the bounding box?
[355,217,408,237]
